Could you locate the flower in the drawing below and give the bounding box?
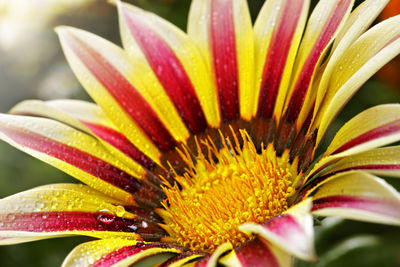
[1,0,400,266]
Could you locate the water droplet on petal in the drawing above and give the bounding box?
[96,214,115,224]
[115,205,125,217]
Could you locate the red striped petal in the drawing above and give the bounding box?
[1,126,162,206]
[91,242,178,267]
[82,122,155,170]
[210,0,239,122]
[257,0,305,119]
[240,199,315,261]
[62,32,176,152]
[0,211,165,239]
[284,0,353,124]
[312,195,400,219]
[339,164,400,172]
[121,8,207,134]
[235,238,279,267]
[307,171,400,225]
[332,119,400,154]
[264,215,304,242]
[63,239,182,267]
[8,99,153,178]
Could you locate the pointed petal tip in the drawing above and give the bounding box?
[107,0,118,6]
[54,25,71,35]
[114,0,122,9]
[55,26,91,40]
[119,1,145,15]
[8,99,40,114]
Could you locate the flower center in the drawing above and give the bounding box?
[158,130,295,253]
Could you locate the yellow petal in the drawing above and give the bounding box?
[10,99,149,177]
[188,0,254,122]
[324,104,400,157]
[62,239,180,267]
[0,184,147,245]
[313,0,390,121]
[282,0,354,131]
[253,0,309,121]
[0,114,164,205]
[316,15,400,144]
[312,171,400,226]
[57,26,164,162]
[319,146,400,177]
[119,2,220,129]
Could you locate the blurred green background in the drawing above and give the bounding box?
[0,0,399,266]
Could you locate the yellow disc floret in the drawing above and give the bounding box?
[158,130,296,253]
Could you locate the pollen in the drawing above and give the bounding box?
[158,130,296,253]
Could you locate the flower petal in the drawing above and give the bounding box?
[62,239,181,267]
[56,26,175,161]
[239,199,316,262]
[10,99,155,174]
[0,184,165,244]
[10,100,89,134]
[311,171,400,225]
[159,253,204,267]
[276,0,354,152]
[304,104,400,184]
[188,0,254,122]
[0,114,163,205]
[219,238,293,267]
[206,242,232,267]
[118,2,218,131]
[324,104,400,157]
[319,146,400,177]
[314,0,390,120]
[254,0,309,122]
[316,15,400,144]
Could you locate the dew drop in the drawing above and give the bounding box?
[115,205,126,217]
[128,224,138,232]
[96,214,115,224]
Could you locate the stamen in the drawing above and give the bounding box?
[158,130,296,253]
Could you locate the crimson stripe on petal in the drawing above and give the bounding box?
[257,0,304,119]
[312,195,400,218]
[263,214,304,241]
[284,0,352,124]
[333,119,400,154]
[341,164,400,172]
[235,238,279,267]
[82,122,155,169]
[91,242,176,267]
[1,127,164,206]
[122,10,207,134]
[64,34,175,152]
[0,212,165,238]
[210,0,239,122]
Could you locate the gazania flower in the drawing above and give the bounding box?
[1,0,400,266]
